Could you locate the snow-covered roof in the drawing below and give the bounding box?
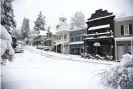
[115,16,133,22]
[87,15,115,22]
[69,27,87,32]
[88,24,110,31]
[115,37,133,41]
[39,30,47,36]
[69,41,84,45]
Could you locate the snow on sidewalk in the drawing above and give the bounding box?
[26,46,115,65]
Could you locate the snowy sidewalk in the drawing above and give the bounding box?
[26,46,115,65]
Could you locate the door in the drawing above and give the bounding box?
[117,46,125,59]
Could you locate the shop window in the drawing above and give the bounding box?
[75,36,80,41]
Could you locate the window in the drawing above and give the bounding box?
[59,34,61,40]
[124,25,129,35]
[75,36,80,41]
[71,37,74,42]
[64,34,67,39]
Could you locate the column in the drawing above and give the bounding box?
[63,31,64,54]
[115,40,117,61]
[56,34,57,53]
[131,40,133,55]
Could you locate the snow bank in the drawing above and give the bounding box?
[26,46,114,65]
[101,54,133,89]
[25,46,71,60]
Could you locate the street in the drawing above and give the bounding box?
[1,47,111,89]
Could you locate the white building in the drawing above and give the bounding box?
[114,16,133,60]
[28,30,47,46]
[55,17,70,54]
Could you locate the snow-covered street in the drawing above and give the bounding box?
[1,47,112,89]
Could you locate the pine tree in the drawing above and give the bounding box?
[21,18,30,39]
[70,11,86,30]
[34,11,46,31]
[1,0,16,32]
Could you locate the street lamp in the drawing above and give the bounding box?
[94,42,100,54]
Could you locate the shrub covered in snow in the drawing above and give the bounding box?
[100,54,133,89]
[0,25,14,65]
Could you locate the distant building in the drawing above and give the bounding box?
[114,16,133,60]
[55,17,69,54]
[69,28,87,55]
[38,30,47,45]
[28,30,47,46]
[28,31,39,45]
[84,9,115,60]
[46,31,56,50]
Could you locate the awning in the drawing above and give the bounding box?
[115,37,133,41]
[88,24,110,31]
[69,41,84,45]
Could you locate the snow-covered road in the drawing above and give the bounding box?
[1,47,111,89]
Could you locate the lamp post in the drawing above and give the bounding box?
[94,42,100,55]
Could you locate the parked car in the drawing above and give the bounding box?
[43,47,50,51]
[14,41,24,53]
[36,45,43,50]
[36,46,50,51]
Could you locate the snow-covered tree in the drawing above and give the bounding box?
[70,11,86,30]
[11,29,22,40]
[21,18,30,39]
[0,25,15,65]
[34,11,46,31]
[1,0,16,32]
[100,54,133,89]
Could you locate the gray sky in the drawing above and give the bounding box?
[13,0,133,32]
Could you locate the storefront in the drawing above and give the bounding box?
[69,44,84,55]
[115,37,133,60]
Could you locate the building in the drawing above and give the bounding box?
[28,31,39,45]
[69,28,87,55]
[114,16,133,60]
[84,9,115,60]
[37,30,47,46]
[55,17,69,54]
[46,31,56,50]
[28,30,47,46]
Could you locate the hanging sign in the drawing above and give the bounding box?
[93,42,100,47]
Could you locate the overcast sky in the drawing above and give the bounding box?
[13,0,133,32]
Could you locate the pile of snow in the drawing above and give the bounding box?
[26,46,114,65]
[0,25,14,64]
[101,54,133,89]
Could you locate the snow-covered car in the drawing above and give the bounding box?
[14,43,24,53]
[43,47,50,51]
[36,46,43,50]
